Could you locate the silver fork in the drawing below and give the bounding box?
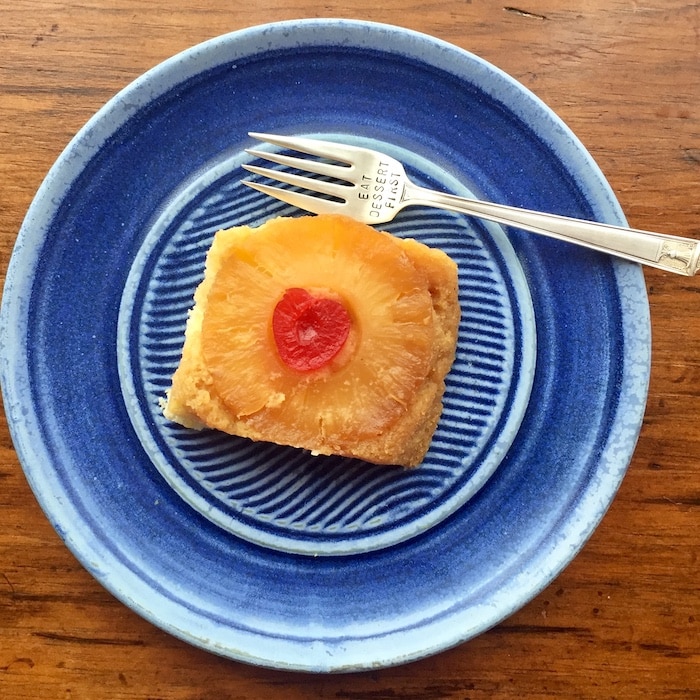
[242,132,700,276]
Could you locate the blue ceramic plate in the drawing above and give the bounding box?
[0,20,650,671]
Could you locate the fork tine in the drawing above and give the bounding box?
[246,148,353,181]
[249,132,364,164]
[241,164,351,200]
[241,180,346,216]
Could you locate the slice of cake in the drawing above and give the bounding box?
[162,214,459,467]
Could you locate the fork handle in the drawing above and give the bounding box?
[405,183,700,276]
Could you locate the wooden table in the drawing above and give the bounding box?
[1,1,698,697]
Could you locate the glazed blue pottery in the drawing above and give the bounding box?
[0,19,650,671]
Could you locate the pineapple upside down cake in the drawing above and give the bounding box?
[162,214,460,467]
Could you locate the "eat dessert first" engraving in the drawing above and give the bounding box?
[358,162,402,218]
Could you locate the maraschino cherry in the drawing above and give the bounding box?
[272,288,351,371]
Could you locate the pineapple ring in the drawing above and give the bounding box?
[201,215,436,442]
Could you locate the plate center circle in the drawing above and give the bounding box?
[117,137,536,556]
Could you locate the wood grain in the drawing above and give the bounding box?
[1,1,699,697]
